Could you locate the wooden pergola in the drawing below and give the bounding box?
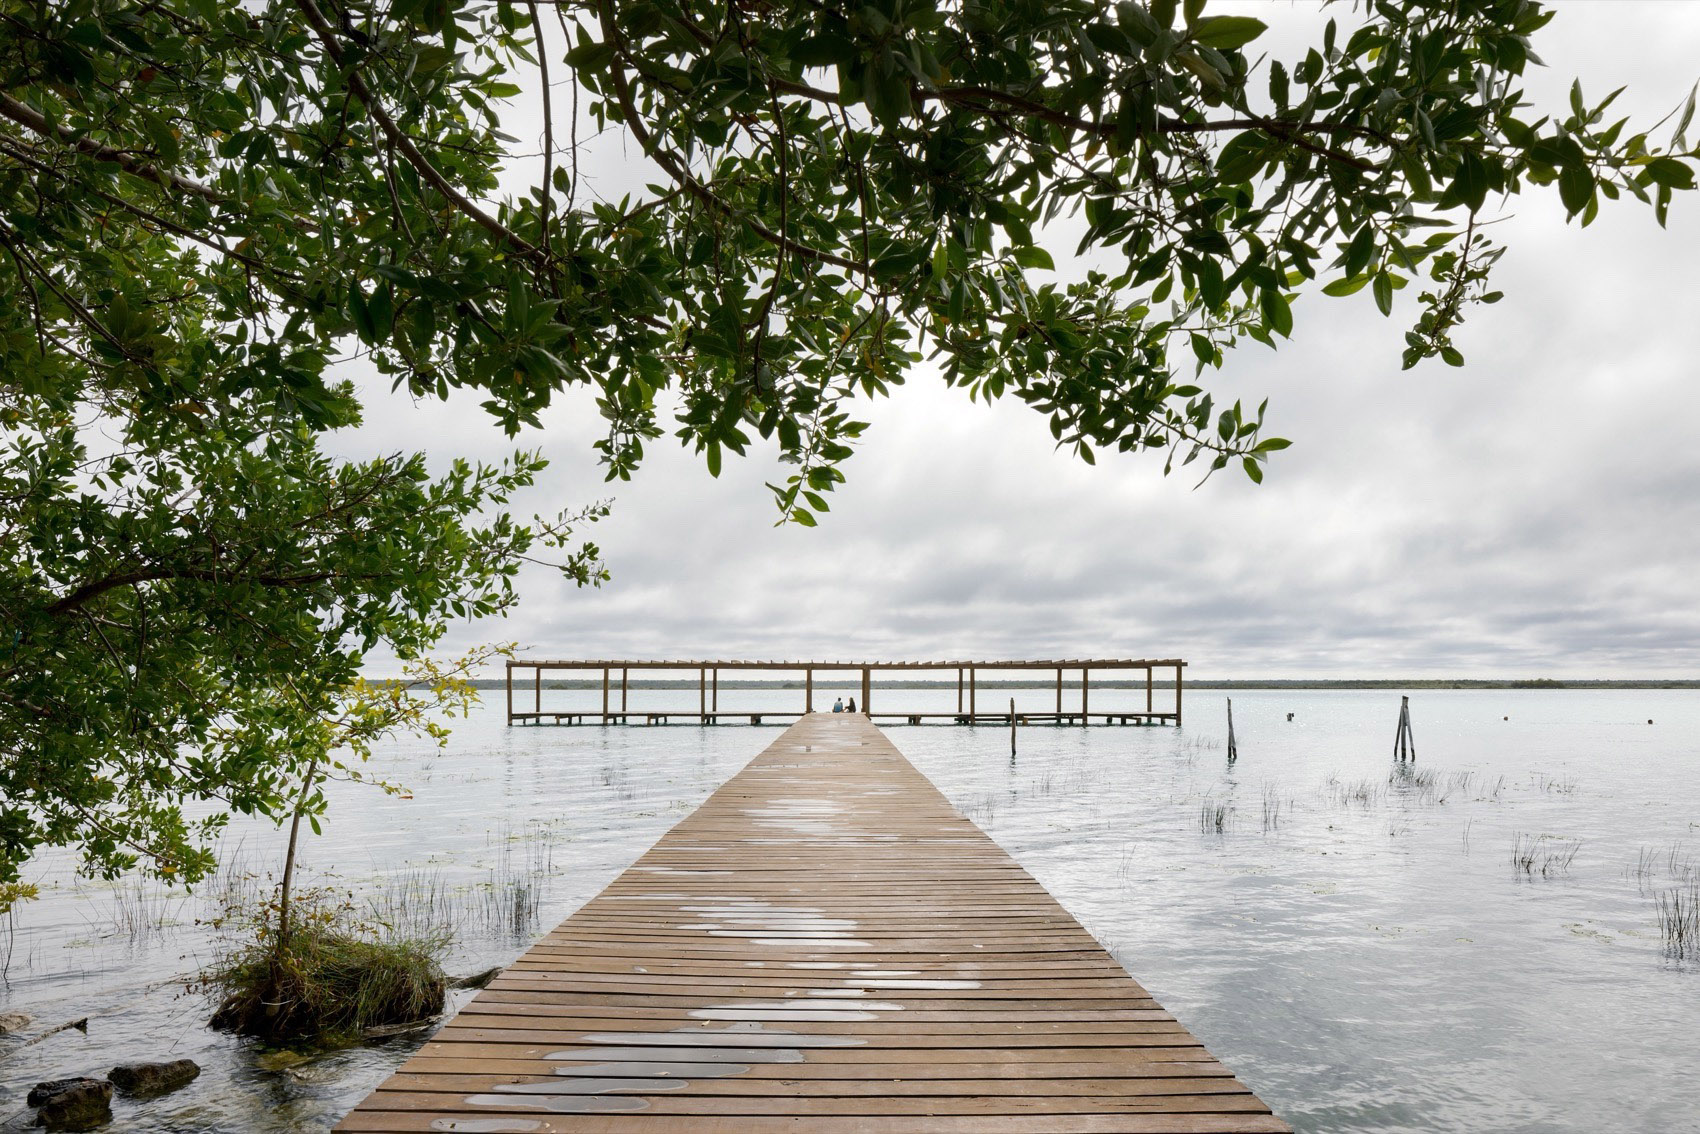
[504,658,1185,727]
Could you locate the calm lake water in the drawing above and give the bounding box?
[3,688,1698,1132]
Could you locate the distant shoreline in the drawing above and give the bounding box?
[429,677,1700,691]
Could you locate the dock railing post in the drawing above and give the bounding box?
[505,660,513,725]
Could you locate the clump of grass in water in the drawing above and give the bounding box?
[1387,767,1480,806]
[1260,784,1287,832]
[1655,882,1700,960]
[1511,833,1581,878]
[1324,774,1382,809]
[204,881,447,1045]
[1199,794,1231,834]
[1533,772,1579,795]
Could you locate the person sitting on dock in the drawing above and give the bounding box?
[847,697,858,713]
[832,697,844,713]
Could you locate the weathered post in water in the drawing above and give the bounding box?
[1226,698,1237,763]
[1394,696,1416,761]
[1010,697,1017,756]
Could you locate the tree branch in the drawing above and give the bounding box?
[293,0,543,260]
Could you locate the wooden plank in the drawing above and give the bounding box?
[335,715,1284,1132]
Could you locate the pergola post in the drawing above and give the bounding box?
[534,666,541,716]
[1055,667,1062,716]
[1081,666,1089,725]
[621,667,628,715]
[861,667,871,714]
[699,666,706,723]
[712,667,719,716]
[1146,665,1154,715]
[957,667,964,714]
[1175,662,1184,727]
[505,661,514,724]
[602,668,609,720]
[806,667,814,713]
[969,666,976,719]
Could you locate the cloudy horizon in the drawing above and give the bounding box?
[336,3,1700,680]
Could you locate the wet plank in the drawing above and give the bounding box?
[335,714,1285,1132]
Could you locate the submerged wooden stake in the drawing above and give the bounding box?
[1226,697,1237,762]
[1394,695,1416,761]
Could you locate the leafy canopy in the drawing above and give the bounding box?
[2,0,1695,889]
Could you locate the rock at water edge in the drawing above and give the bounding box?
[108,1058,201,1097]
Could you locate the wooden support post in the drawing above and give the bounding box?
[969,666,976,719]
[621,667,628,714]
[699,667,706,723]
[1081,667,1090,724]
[1055,668,1062,715]
[957,668,964,714]
[1394,696,1416,761]
[602,668,609,720]
[505,661,513,724]
[806,668,814,713]
[861,667,871,714]
[534,666,541,716]
[1176,663,1184,727]
[1010,697,1017,756]
[1146,665,1154,714]
[712,667,719,714]
[1226,698,1237,762]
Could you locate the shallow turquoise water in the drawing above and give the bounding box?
[2,688,1696,1132]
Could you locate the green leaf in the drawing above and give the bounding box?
[1191,15,1266,50]
[1012,245,1056,271]
[1559,165,1595,215]
[1260,287,1293,338]
[1242,456,1264,483]
[1322,275,1370,297]
[1372,272,1393,316]
[1453,151,1489,213]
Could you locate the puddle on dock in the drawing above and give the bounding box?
[461,1094,651,1114]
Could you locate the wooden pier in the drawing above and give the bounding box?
[505,658,1185,728]
[336,714,1283,1133]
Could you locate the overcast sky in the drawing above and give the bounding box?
[337,3,1700,678]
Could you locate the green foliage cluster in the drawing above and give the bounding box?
[205,881,447,1043]
[1,0,1694,890]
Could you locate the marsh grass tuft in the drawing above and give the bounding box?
[1511,833,1581,878]
[1260,784,1287,832]
[1655,882,1700,959]
[1324,774,1382,809]
[204,882,447,1045]
[1198,794,1232,834]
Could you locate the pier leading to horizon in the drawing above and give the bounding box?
[505,658,1185,728]
[337,713,1283,1132]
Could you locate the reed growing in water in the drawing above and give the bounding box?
[204,882,447,1044]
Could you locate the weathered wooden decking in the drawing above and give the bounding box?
[336,714,1285,1133]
